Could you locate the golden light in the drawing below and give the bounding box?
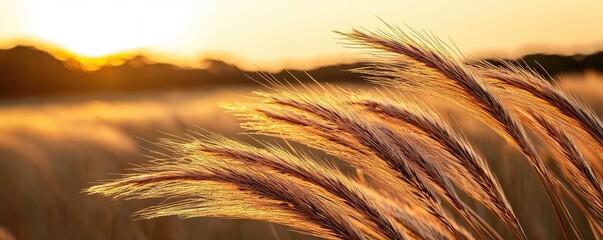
[24,0,193,58]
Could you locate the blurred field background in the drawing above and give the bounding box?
[0,69,602,239]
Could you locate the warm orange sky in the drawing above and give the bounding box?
[1,0,602,71]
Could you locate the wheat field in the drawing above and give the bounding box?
[76,24,603,240]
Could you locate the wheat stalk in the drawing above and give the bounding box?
[525,113,603,233]
[354,95,521,238]
[339,25,582,239]
[162,134,414,239]
[227,85,468,239]
[87,144,372,240]
[475,61,603,173]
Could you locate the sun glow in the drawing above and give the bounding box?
[24,0,193,58]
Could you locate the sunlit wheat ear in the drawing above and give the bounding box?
[339,25,579,239]
[474,61,603,173]
[354,95,522,238]
[378,126,498,240]
[86,156,370,239]
[523,113,603,230]
[227,84,473,239]
[157,134,412,240]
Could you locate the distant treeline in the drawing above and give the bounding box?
[0,46,601,98]
[484,52,603,78]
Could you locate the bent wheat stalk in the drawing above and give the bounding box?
[161,134,411,240]
[87,147,371,240]
[339,26,578,239]
[527,113,603,230]
[228,86,468,239]
[475,61,603,173]
[354,96,521,238]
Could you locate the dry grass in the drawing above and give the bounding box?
[87,23,603,240]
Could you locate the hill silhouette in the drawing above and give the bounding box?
[0,46,601,99]
[484,53,603,78]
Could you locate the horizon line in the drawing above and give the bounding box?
[2,40,603,73]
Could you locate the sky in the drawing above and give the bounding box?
[1,0,602,71]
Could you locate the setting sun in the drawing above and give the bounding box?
[23,0,193,57]
[1,0,601,71]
